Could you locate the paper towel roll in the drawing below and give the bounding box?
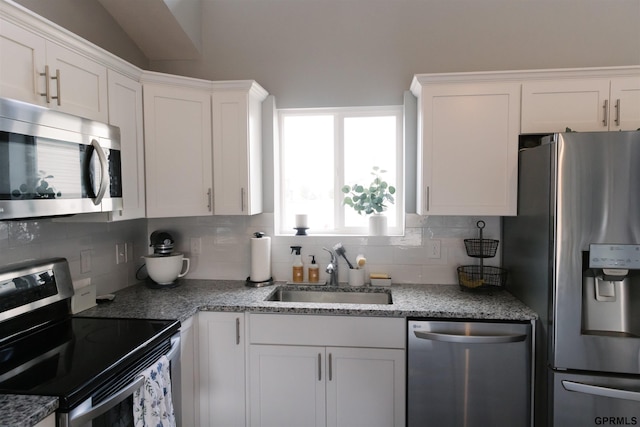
[250,235,271,282]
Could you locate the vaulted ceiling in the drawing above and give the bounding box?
[97,0,202,60]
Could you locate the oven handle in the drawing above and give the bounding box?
[65,333,181,427]
[67,375,145,427]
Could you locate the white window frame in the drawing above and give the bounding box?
[276,105,404,236]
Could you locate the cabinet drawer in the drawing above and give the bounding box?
[248,314,405,348]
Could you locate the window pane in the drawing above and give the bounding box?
[281,115,334,231]
[343,116,397,227]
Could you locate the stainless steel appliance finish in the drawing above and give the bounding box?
[0,258,181,427]
[503,131,640,427]
[0,97,122,219]
[407,319,532,427]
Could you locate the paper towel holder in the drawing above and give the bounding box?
[246,231,274,287]
[245,276,275,288]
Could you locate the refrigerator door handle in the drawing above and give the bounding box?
[414,330,528,344]
[562,380,640,402]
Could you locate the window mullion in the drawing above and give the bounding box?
[334,113,345,231]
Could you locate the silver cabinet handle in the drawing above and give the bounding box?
[207,188,212,212]
[90,139,109,206]
[562,380,640,402]
[318,353,322,381]
[426,186,430,212]
[52,68,61,106]
[603,99,608,127]
[615,99,621,126]
[39,65,51,103]
[328,353,333,381]
[235,317,241,345]
[241,188,245,212]
[414,330,527,344]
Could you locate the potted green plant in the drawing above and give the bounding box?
[342,166,396,235]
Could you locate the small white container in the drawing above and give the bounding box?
[348,269,366,287]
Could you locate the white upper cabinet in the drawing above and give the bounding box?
[0,17,108,122]
[107,69,145,221]
[142,75,267,219]
[142,76,214,218]
[411,74,520,216]
[521,69,640,133]
[212,82,267,215]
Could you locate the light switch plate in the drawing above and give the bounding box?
[427,239,441,259]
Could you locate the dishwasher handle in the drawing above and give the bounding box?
[414,330,528,344]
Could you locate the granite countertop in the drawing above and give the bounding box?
[0,395,58,427]
[4,280,537,426]
[78,279,538,322]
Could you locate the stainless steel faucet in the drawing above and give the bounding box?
[323,247,339,286]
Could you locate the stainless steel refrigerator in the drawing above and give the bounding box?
[503,131,640,427]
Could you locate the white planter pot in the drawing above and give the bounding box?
[369,214,388,236]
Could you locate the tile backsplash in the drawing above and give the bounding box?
[148,214,501,286]
[0,214,501,295]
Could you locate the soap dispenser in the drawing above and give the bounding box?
[291,246,304,283]
[308,255,319,283]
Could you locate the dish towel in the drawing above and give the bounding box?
[133,355,176,427]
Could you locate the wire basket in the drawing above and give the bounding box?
[457,220,506,293]
[457,265,507,291]
[464,238,499,258]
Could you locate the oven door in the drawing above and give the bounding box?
[60,332,181,427]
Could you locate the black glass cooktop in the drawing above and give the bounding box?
[0,316,179,409]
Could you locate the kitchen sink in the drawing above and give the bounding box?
[265,286,392,305]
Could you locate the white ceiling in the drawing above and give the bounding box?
[97,0,202,60]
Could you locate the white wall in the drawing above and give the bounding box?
[150,0,640,108]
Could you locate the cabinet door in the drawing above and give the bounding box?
[0,18,46,105]
[249,345,326,427]
[107,70,145,220]
[45,41,108,122]
[418,82,520,216]
[199,312,245,427]
[610,76,640,131]
[326,347,405,427]
[521,78,611,133]
[212,90,263,215]
[177,316,198,427]
[143,84,213,217]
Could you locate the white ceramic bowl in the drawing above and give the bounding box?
[143,253,190,284]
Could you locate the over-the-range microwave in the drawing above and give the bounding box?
[0,97,122,220]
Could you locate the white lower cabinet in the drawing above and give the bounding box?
[247,314,405,427]
[177,315,198,427]
[198,312,246,427]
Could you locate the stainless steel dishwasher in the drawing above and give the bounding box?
[407,319,532,427]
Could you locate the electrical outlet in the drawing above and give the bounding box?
[190,237,202,255]
[115,244,126,265]
[427,239,441,259]
[81,250,92,273]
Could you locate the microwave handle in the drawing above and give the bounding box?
[90,139,109,206]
